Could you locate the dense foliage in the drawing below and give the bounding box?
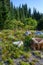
[24,18,37,30]
[37,17,43,30]
[0,0,10,29]
[0,0,43,30]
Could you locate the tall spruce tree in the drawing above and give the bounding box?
[4,0,10,20]
[22,4,27,18]
[32,8,41,21]
[0,0,6,29]
[10,2,14,20]
[0,0,10,29]
[27,8,31,18]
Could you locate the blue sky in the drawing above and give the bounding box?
[10,0,43,13]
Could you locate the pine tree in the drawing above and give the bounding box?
[0,0,6,29]
[22,4,27,18]
[4,0,10,20]
[27,8,31,18]
[10,2,14,19]
[32,8,41,21]
[0,0,10,29]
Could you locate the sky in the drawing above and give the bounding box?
[10,0,43,13]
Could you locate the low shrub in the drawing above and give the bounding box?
[0,62,3,65]
[33,51,41,57]
[19,61,30,65]
[23,52,31,59]
[14,52,21,59]
[29,62,35,65]
[6,58,14,65]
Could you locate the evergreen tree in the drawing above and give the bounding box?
[4,0,10,20]
[19,5,23,21]
[22,4,27,18]
[32,8,41,21]
[0,0,10,29]
[37,17,43,30]
[27,8,31,18]
[0,0,6,29]
[16,7,20,20]
[10,2,14,19]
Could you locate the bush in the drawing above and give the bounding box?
[24,18,37,30]
[14,52,21,59]
[29,62,35,65]
[23,52,31,60]
[4,19,24,29]
[19,61,30,65]
[32,58,38,62]
[0,62,3,65]
[2,55,7,61]
[18,50,24,55]
[24,36,32,51]
[33,51,41,57]
[6,58,14,65]
[8,35,14,41]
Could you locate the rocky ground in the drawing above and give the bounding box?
[13,51,43,65]
[0,50,43,65]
